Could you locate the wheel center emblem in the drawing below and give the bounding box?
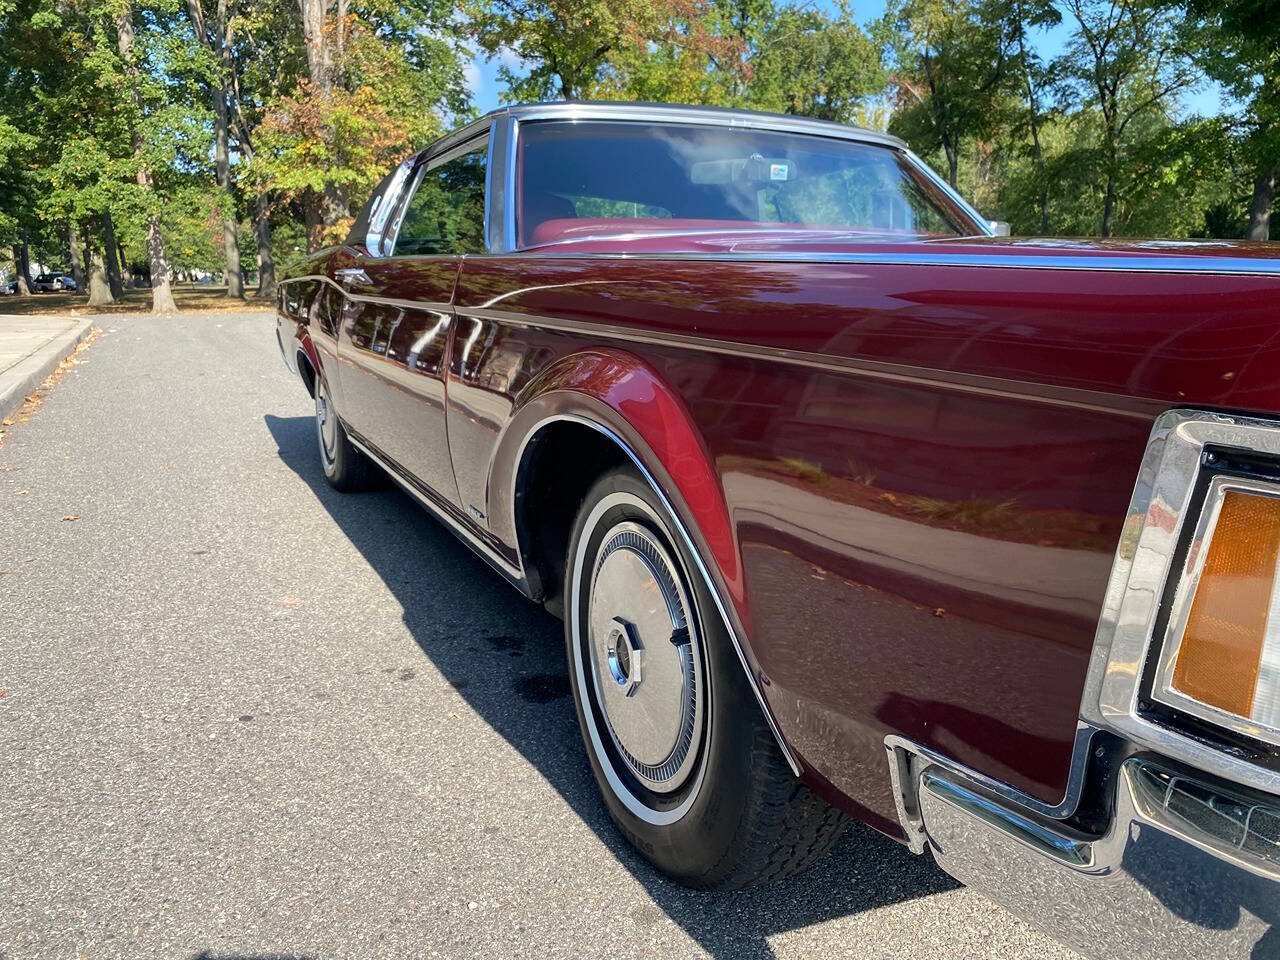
[606,617,643,696]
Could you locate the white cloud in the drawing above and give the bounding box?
[463,60,483,97]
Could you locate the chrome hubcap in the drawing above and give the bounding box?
[316,384,336,467]
[587,521,704,793]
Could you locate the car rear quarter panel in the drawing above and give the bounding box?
[451,253,1280,830]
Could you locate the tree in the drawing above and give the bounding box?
[747,3,884,122]
[116,1,178,312]
[1007,0,1060,233]
[882,0,1013,188]
[252,0,468,251]
[1062,0,1198,236]
[185,0,245,297]
[1185,0,1280,240]
[468,0,687,101]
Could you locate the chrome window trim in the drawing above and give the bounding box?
[503,113,989,246]
[483,128,495,251]
[494,101,906,149]
[901,149,994,237]
[1084,409,1280,797]
[386,133,490,259]
[1151,474,1280,745]
[366,157,415,257]
[490,114,518,254]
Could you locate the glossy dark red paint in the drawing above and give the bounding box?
[278,235,1280,834]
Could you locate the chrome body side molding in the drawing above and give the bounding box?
[519,249,1280,277]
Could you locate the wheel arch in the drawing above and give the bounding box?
[488,348,800,775]
[295,345,317,397]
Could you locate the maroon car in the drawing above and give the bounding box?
[277,102,1280,958]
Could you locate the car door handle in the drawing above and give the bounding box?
[335,267,372,287]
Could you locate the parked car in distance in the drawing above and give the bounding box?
[276,102,1280,960]
[30,273,63,292]
[58,274,77,291]
[1,279,16,295]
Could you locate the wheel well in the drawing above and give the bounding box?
[296,349,317,397]
[515,422,628,618]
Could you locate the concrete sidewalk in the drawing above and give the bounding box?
[0,314,95,422]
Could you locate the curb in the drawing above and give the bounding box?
[0,317,96,423]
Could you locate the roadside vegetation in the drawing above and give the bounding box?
[0,0,1276,314]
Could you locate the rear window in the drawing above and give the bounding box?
[517,120,977,248]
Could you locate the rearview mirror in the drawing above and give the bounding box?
[691,155,794,185]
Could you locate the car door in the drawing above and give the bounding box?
[331,134,490,508]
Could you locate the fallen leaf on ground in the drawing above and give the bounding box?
[60,514,79,522]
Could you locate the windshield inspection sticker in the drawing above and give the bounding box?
[770,163,789,181]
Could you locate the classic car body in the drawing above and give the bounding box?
[276,102,1280,957]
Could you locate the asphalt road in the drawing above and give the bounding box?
[0,312,1081,960]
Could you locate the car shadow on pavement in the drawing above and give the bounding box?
[265,414,960,960]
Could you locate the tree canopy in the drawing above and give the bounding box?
[0,0,1274,311]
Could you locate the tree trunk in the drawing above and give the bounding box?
[1029,120,1049,234]
[213,91,243,298]
[16,237,31,295]
[1101,172,1116,238]
[297,0,349,242]
[117,237,133,288]
[116,4,177,313]
[253,194,276,299]
[1248,166,1275,241]
[304,193,325,253]
[68,224,86,291]
[944,141,959,189]
[87,231,115,306]
[300,0,334,94]
[103,212,124,298]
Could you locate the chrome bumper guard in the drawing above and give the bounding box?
[919,758,1280,959]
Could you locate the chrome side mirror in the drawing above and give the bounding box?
[988,220,1011,237]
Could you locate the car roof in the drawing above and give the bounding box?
[427,101,907,160]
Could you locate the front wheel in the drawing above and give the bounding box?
[315,377,373,492]
[564,466,846,889]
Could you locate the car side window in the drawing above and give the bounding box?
[393,140,488,256]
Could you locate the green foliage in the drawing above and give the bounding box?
[882,0,1013,185]
[467,0,670,101]
[0,0,1275,271]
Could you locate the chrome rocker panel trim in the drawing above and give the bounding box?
[344,429,527,590]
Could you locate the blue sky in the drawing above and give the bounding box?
[466,0,1228,119]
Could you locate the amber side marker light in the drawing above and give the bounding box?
[1156,480,1280,742]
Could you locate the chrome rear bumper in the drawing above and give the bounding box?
[919,759,1280,959]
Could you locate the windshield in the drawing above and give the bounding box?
[517,120,981,248]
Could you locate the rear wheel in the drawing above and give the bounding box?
[315,377,373,491]
[564,466,846,889]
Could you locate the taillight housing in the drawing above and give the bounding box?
[1089,411,1280,798]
